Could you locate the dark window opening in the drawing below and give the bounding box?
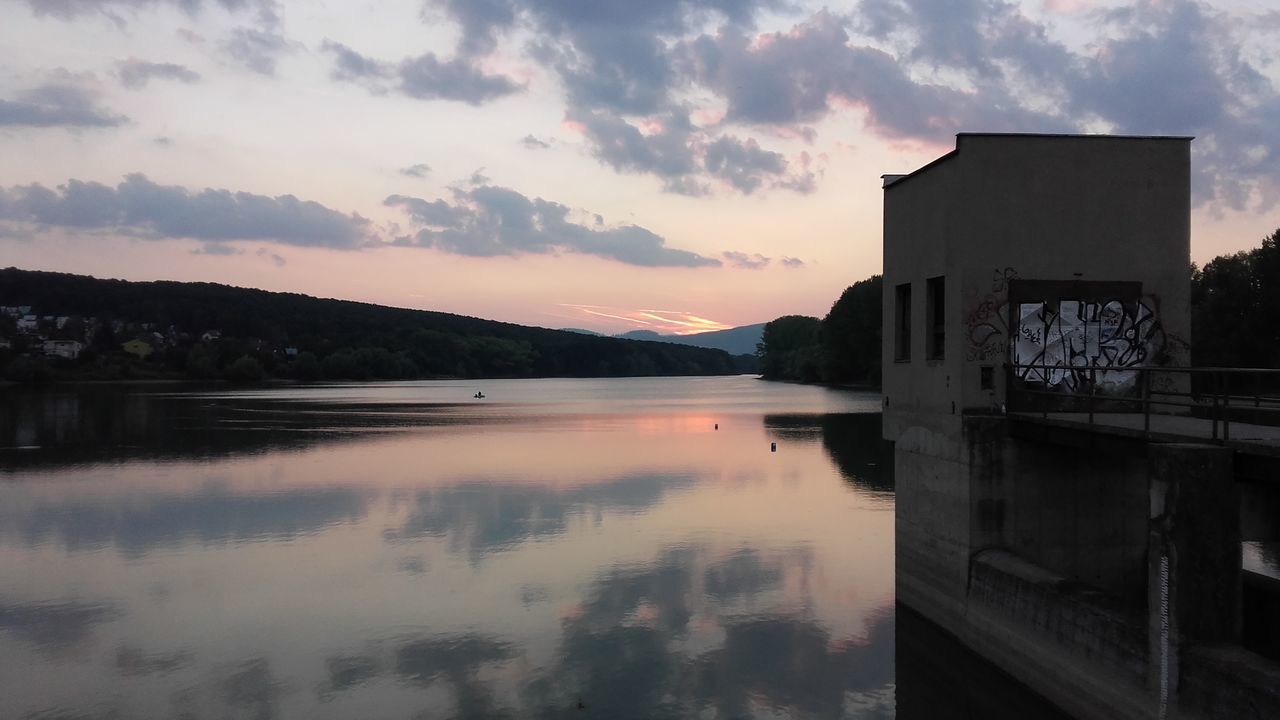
[894,282,912,361]
[926,275,945,360]
[980,365,994,390]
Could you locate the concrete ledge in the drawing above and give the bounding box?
[971,549,1149,684]
[958,549,1155,720]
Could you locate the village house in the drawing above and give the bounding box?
[122,339,153,359]
[42,339,84,360]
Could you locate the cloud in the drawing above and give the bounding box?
[433,0,518,57]
[117,58,201,88]
[256,247,286,266]
[437,0,782,115]
[0,174,373,249]
[320,40,523,105]
[569,108,701,193]
[1062,0,1280,209]
[399,52,522,104]
[721,250,770,269]
[520,134,550,149]
[192,242,242,255]
[386,186,720,267]
[21,0,271,20]
[683,11,1065,140]
[704,137,815,194]
[780,256,805,268]
[320,38,392,83]
[0,79,126,128]
[669,1,1278,210]
[224,25,293,75]
[399,163,432,178]
[569,108,815,196]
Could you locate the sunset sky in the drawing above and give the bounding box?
[2,0,1277,335]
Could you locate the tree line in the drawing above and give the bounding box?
[0,268,747,383]
[756,276,881,386]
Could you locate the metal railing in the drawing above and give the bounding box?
[1006,364,1280,443]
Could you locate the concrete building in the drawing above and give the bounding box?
[882,133,1192,435]
[42,339,83,360]
[882,135,1280,719]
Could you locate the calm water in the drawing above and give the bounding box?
[0,376,1059,719]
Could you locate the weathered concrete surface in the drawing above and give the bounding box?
[883,134,1279,719]
[966,549,1154,720]
[895,415,1158,718]
[893,416,1280,719]
[882,134,1192,442]
[1148,444,1240,648]
[1006,432,1149,603]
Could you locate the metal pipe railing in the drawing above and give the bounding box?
[1005,363,1280,444]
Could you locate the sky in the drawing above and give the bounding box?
[1,0,1278,335]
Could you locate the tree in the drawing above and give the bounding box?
[822,275,882,385]
[185,344,218,379]
[1191,228,1280,369]
[293,351,322,381]
[224,355,264,382]
[757,315,822,381]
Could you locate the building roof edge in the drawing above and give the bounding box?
[883,133,1195,191]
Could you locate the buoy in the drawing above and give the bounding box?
[770,442,776,452]
[714,423,718,430]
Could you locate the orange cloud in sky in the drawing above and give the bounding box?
[561,304,733,335]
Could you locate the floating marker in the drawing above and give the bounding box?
[714,423,718,430]
[770,442,776,452]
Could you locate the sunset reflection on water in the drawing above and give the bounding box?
[1,377,900,719]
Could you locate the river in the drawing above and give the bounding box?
[0,376,1062,719]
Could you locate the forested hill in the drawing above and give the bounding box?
[0,268,741,382]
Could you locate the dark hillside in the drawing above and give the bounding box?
[0,268,737,381]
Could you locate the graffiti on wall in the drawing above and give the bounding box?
[1012,298,1165,392]
[964,267,1018,361]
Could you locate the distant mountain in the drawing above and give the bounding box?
[617,330,663,341]
[617,323,765,356]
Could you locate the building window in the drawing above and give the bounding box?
[894,282,912,361]
[926,275,945,360]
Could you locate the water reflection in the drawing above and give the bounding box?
[764,413,894,494]
[896,605,1071,720]
[386,471,698,562]
[0,598,121,654]
[11,486,368,555]
[115,645,192,676]
[0,378,1058,718]
[310,542,892,719]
